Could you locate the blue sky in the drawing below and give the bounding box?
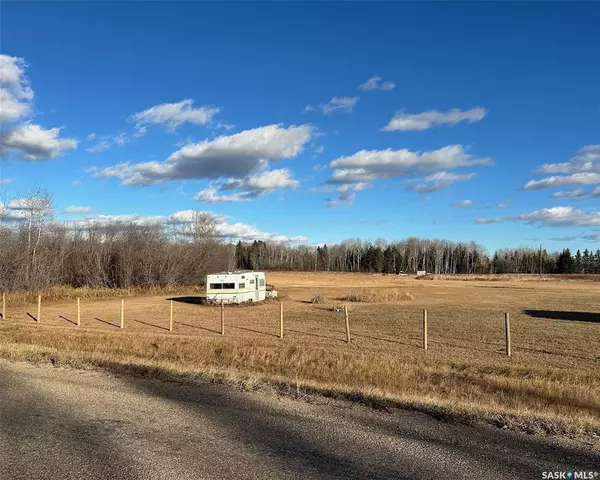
[1,2,599,251]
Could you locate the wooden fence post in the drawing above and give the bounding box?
[505,312,511,357]
[279,301,284,339]
[169,300,174,332]
[37,295,41,323]
[2,292,5,320]
[423,309,428,350]
[77,297,81,327]
[120,299,124,329]
[221,299,225,335]
[344,305,350,344]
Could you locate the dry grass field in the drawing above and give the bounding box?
[1,272,599,447]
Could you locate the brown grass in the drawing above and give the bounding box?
[339,288,415,302]
[1,271,599,447]
[425,274,600,283]
[3,285,205,308]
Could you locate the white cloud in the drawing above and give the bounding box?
[305,97,359,115]
[551,187,600,200]
[476,206,600,228]
[497,203,509,209]
[86,133,96,141]
[0,54,33,123]
[0,55,78,162]
[212,122,235,131]
[0,178,13,186]
[309,182,371,204]
[324,185,365,207]
[62,205,93,214]
[131,99,220,131]
[65,213,173,230]
[550,233,600,242]
[86,132,136,153]
[452,200,473,207]
[94,124,313,186]
[0,88,31,123]
[408,171,476,193]
[112,133,130,146]
[132,126,148,138]
[535,145,600,175]
[524,146,600,191]
[65,210,307,243]
[334,182,371,193]
[327,169,380,185]
[382,107,487,132]
[193,186,264,203]
[325,193,355,208]
[475,217,504,224]
[0,205,27,222]
[359,75,395,91]
[1,197,52,223]
[220,169,299,191]
[1,123,77,161]
[87,140,112,153]
[8,198,42,210]
[320,97,359,115]
[194,169,299,204]
[327,145,492,186]
[215,221,307,243]
[523,172,600,190]
[0,54,34,103]
[551,189,584,199]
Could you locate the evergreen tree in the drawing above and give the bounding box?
[583,249,591,273]
[574,249,583,273]
[235,241,246,269]
[383,246,394,273]
[556,249,573,274]
[375,246,384,273]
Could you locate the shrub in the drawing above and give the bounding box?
[338,288,414,303]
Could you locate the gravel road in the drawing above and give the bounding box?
[0,359,597,479]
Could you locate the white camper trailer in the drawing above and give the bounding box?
[205,271,267,304]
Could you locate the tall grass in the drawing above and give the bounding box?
[338,288,414,302]
[0,324,598,442]
[3,285,205,308]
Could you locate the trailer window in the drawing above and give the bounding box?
[238,283,245,289]
[259,279,265,286]
[223,283,235,289]
[249,279,255,284]
[210,283,222,289]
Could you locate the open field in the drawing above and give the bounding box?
[1,272,599,447]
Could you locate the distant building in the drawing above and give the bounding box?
[205,271,267,304]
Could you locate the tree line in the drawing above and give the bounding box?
[0,190,234,291]
[1,189,598,292]
[235,240,600,275]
